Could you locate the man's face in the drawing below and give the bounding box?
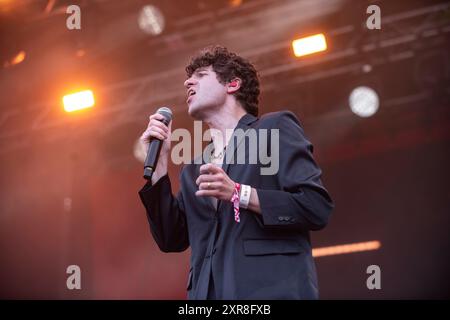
[184,65,227,119]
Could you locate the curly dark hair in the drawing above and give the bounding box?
[185,45,260,116]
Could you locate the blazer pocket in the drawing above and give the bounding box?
[243,239,303,256]
[186,267,193,291]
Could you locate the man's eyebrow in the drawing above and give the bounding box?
[193,67,208,74]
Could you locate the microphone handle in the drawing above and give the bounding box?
[143,117,170,181]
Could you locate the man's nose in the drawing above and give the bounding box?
[184,77,195,88]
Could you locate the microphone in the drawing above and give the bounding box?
[143,107,173,180]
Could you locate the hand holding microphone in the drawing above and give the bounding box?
[140,107,172,182]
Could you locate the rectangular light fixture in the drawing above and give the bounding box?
[312,241,381,258]
[63,90,95,112]
[292,33,327,57]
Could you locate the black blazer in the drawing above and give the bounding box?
[139,111,334,299]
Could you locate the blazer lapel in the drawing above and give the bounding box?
[197,145,219,212]
[222,113,258,175]
[217,113,258,212]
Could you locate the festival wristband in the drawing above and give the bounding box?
[239,184,251,209]
[230,183,241,223]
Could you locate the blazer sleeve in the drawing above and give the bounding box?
[256,111,334,231]
[138,174,189,252]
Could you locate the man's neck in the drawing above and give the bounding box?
[204,106,247,153]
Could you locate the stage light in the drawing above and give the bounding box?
[11,51,26,65]
[362,64,372,73]
[313,241,381,258]
[63,90,95,112]
[138,5,165,36]
[349,86,379,117]
[3,50,26,68]
[292,33,327,57]
[229,0,243,8]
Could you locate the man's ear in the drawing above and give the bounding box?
[226,78,242,93]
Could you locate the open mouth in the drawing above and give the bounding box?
[187,89,196,97]
[187,89,196,102]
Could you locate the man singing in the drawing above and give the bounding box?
[138,45,334,299]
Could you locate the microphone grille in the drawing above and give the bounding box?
[157,107,173,121]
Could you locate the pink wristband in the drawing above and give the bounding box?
[231,183,241,223]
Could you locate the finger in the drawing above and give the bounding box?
[198,181,218,190]
[206,164,222,174]
[148,125,168,138]
[149,113,165,122]
[148,120,169,133]
[149,125,168,134]
[195,190,218,197]
[145,131,165,141]
[142,128,167,141]
[199,163,221,175]
[199,164,209,174]
[196,173,220,186]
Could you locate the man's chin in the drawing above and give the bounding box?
[188,104,202,119]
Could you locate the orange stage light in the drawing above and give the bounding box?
[312,241,381,258]
[4,50,26,68]
[229,0,243,8]
[292,33,327,57]
[11,51,26,65]
[63,90,95,112]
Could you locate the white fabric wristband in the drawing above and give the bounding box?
[239,184,251,209]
